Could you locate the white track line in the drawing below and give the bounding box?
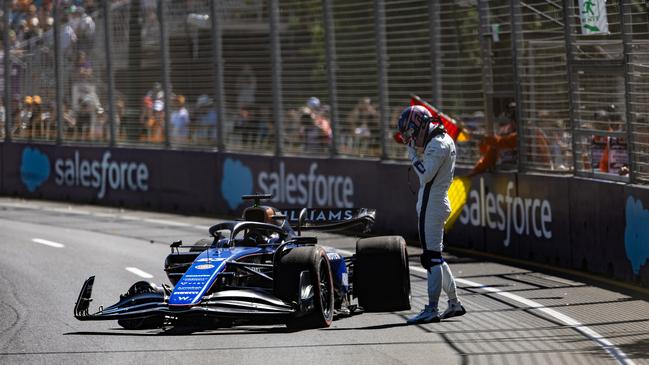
[142,218,192,227]
[9,203,634,364]
[32,238,65,248]
[409,266,634,365]
[6,202,203,230]
[339,248,632,364]
[125,267,154,279]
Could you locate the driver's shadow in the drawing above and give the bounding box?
[326,317,463,331]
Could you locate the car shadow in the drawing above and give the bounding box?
[64,325,296,337]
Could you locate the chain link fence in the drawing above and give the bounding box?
[3,0,649,184]
[624,0,649,181]
[517,0,571,172]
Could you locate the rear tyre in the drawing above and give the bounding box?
[354,235,411,311]
[274,246,334,329]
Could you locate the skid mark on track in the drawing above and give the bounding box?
[0,271,28,351]
[0,301,20,336]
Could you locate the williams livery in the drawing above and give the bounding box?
[74,194,411,330]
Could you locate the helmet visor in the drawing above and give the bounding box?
[401,127,415,144]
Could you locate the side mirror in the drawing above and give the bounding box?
[297,208,308,236]
[170,240,182,253]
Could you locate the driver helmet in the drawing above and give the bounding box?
[259,206,284,227]
[397,105,433,145]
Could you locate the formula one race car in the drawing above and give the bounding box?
[74,194,411,330]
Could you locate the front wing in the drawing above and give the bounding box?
[74,276,296,322]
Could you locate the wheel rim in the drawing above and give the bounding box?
[319,259,332,320]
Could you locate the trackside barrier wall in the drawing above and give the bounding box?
[4,142,649,287]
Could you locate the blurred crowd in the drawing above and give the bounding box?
[0,0,99,141]
[0,2,631,174]
[464,101,629,177]
[138,82,219,145]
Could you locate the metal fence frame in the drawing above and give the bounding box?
[2,0,647,184]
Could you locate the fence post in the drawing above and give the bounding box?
[53,2,63,144]
[374,0,389,160]
[428,0,441,107]
[126,0,142,142]
[323,0,339,157]
[158,0,171,148]
[509,0,524,172]
[269,0,284,157]
[619,0,635,182]
[210,0,226,152]
[3,1,11,142]
[477,0,494,137]
[104,0,117,147]
[562,0,578,172]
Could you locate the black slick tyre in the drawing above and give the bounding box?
[354,235,411,311]
[274,246,334,329]
[118,317,164,330]
[117,282,165,330]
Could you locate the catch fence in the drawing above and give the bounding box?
[2,0,649,183]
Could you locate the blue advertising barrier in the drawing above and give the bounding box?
[3,142,649,286]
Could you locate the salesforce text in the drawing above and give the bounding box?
[54,151,149,199]
[258,162,354,208]
[459,178,552,246]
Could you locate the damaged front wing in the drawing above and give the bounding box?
[74,276,297,322]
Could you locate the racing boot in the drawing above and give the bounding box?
[441,299,466,319]
[406,305,440,324]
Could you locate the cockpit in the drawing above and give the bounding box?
[209,221,289,248]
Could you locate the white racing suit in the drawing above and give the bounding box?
[407,126,459,310]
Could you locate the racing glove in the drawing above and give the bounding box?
[406,141,418,162]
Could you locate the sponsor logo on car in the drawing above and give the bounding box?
[196,258,225,262]
[327,252,341,260]
[281,209,355,222]
[195,264,215,270]
[177,286,203,290]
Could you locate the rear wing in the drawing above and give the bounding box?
[280,208,376,234]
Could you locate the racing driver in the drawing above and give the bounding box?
[397,105,466,324]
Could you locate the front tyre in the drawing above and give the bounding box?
[274,246,334,329]
[354,235,411,311]
[118,317,164,330]
[116,281,165,330]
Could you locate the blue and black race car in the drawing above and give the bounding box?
[74,194,411,330]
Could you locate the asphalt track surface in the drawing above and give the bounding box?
[0,198,648,365]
